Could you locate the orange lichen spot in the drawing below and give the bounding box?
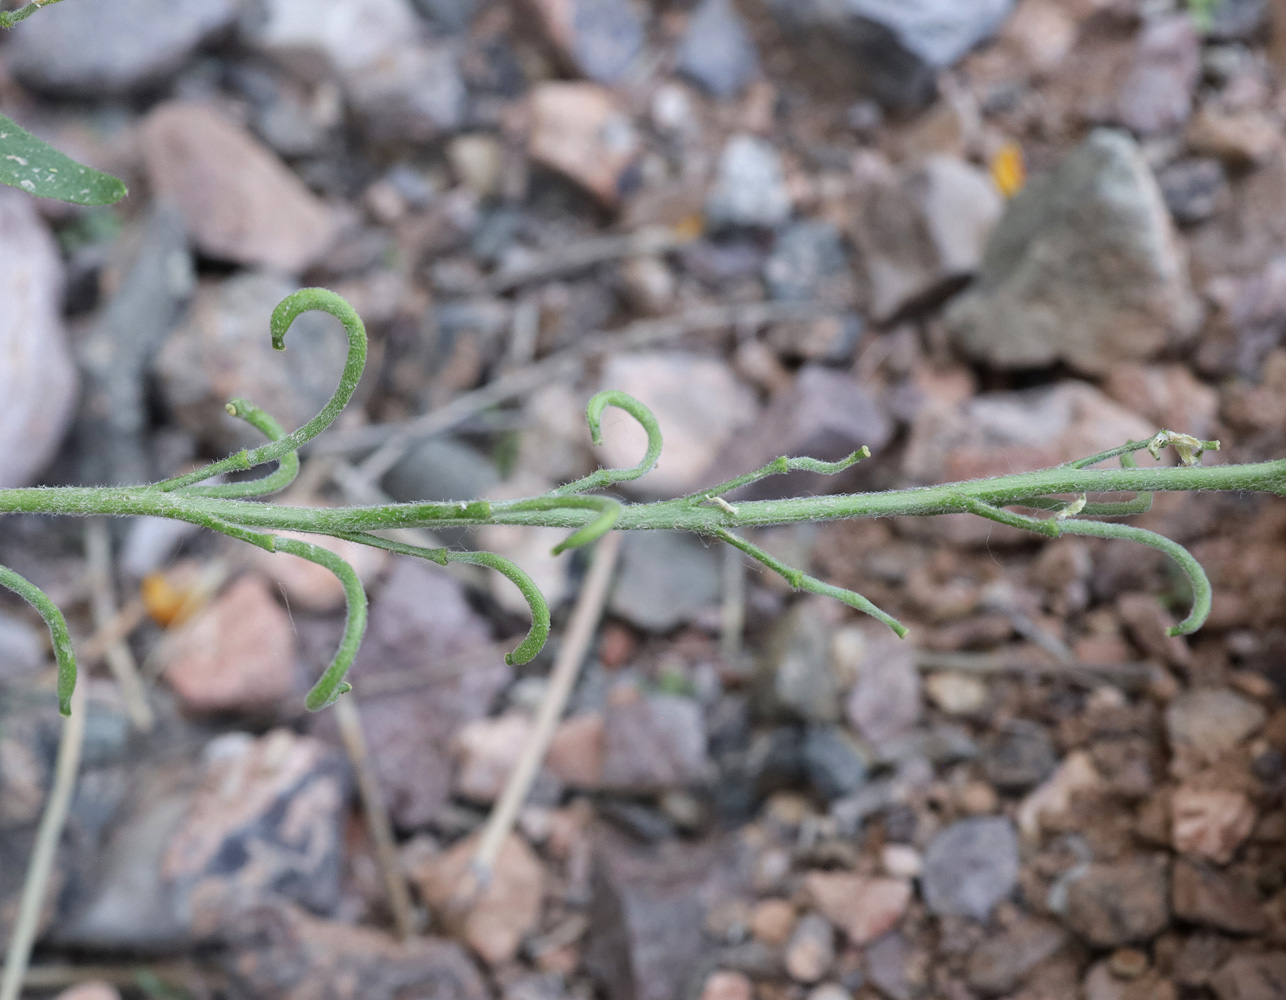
[990,142,1026,198]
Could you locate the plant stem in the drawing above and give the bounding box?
[1,459,1283,534]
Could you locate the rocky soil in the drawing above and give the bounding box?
[2,1,1286,999]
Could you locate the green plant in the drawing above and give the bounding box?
[0,0,128,205]
[4,287,1286,716]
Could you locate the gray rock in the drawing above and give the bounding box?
[585,830,746,1000]
[845,632,920,748]
[0,611,46,681]
[520,0,646,84]
[764,221,854,304]
[966,918,1067,996]
[758,602,842,724]
[803,726,869,801]
[1063,856,1170,947]
[222,901,488,1000]
[411,0,480,33]
[1205,0,1267,41]
[345,43,466,143]
[165,731,350,928]
[1116,15,1200,137]
[154,271,351,454]
[848,154,1001,321]
[983,720,1057,794]
[947,130,1199,375]
[610,531,723,633]
[318,558,506,830]
[1157,157,1229,226]
[382,436,500,504]
[0,191,77,488]
[676,0,761,98]
[921,816,1020,921]
[763,0,1014,108]
[601,694,712,792]
[242,0,464,141]
[1211,953,1286,1000]
[706,135,793,231]
[865,933,914,1000]
[8,0,238,96]
[1165,688,1267,769]
[74,206,194,486]
[706,366,891,502]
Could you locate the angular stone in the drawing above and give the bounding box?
[528,82,639,207]
[1116,15,1200,136]
[803,872,911,944]
[1172,859,1267,935]
[155,272,352,454]
[140,102,337,272]
[705,135,793,231]
[584,831,746,1000]
[845,632,920,747]
[412,832,546,966]
[345,43,466,143]
[921,817,1020,921]
[1101,364,1218,440]
[784,911,835,984]
[598,352,758,495]
[0,191,77,488]
[163,575,296,715]
[676,0,760,98]
[162,730,349,937]
[1064,856,1170,947]
[242,0,420,76]
[9,0,238,96]
[984,720,1058,794]
[967,918,1067,996]
[948,130,1198,375]
[601,692,711,792]
[1187,104,1281,167]
[610,531,722,632]
[1165,689,1266,769]
[849,153,1001,321]
[757,601,842,724]
[221,900,487,1000]
[315,558,506,830]
[452,713,534,804]
[1171,784,1256,865]
[706,366,891,502]
[699,971,755,1000]
[903,382,1153,486]
[1210,953,1286,1000]
[761,0,1015,109]
[518,0,646,84]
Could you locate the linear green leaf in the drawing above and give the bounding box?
[0,113,127,206]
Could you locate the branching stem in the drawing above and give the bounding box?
[1,288,1282,715]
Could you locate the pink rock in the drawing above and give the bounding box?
[164,575,296,714]
[1172,784,1256,865]
[546,712,606,788]
[452,713,532,803]
[412,832,546,966]
[250,524,389,613]
[803,872,911,945]
[528,82,639,206]
[141,101,336,271]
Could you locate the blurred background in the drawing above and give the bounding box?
[2,0,1286,998]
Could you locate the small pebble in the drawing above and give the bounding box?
[1109,948,1150,980]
